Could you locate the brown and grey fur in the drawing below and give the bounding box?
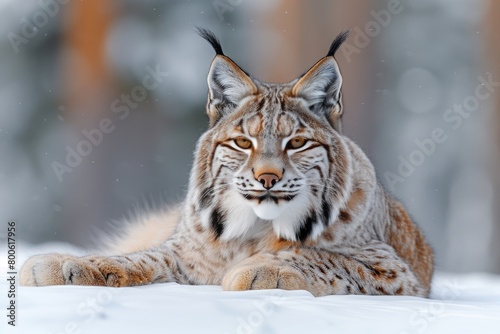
[20,29,434,297]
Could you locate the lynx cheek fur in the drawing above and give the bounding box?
[20,29,434,297]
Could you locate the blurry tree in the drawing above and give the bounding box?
[244,0,378,150]
[486,0,500,274]
[59,0,115,242]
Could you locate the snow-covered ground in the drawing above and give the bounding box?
[2,242,500,334]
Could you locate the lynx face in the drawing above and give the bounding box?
[227,110,327,221]
[190,30,353,242]
[211,92,338,223]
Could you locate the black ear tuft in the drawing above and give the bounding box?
[326,29,351,58]
[196,27,224,55]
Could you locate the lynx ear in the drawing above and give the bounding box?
[197,27,258,126]
[206,55,258,125]
[292,57,343,132]
[291,30,350,132]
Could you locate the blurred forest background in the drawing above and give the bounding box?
[0,0,499,274]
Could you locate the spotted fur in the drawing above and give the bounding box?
[20,29,434,297]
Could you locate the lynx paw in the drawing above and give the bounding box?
[20,253,69,286]
[20,254,128,287]
[222,257,308,292]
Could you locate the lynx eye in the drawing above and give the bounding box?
[287,137,308,150]
[234,137,252,149]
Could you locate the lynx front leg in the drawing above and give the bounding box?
[223,241,425,297]
[20,247,188,287]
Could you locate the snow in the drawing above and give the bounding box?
[2,243,500,334]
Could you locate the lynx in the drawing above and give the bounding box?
[20,29,434,297]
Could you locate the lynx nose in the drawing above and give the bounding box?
[257,173,280,190]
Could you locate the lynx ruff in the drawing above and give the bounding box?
[20,29,434,297]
